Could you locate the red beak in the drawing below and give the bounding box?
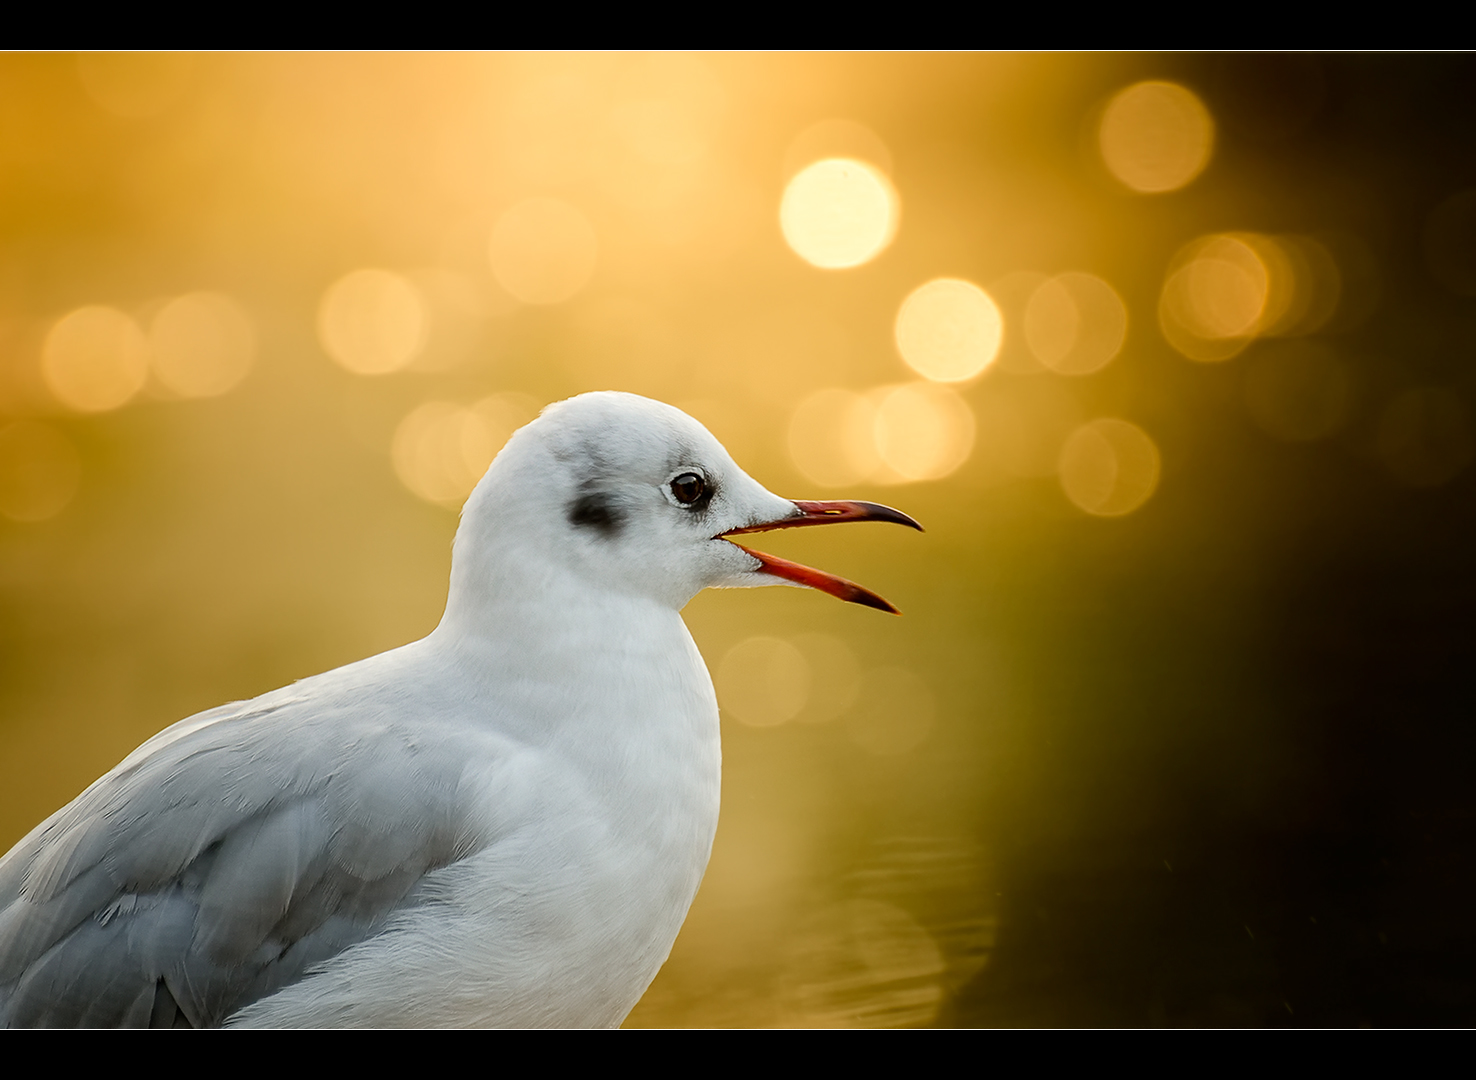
[719,500,923,614]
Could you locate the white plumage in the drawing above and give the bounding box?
[0,392,917,1027]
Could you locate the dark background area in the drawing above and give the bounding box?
[948,55,1476,1027]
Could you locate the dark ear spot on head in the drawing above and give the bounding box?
[568,491,625,537]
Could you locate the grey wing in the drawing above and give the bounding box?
[0,691,493,1028]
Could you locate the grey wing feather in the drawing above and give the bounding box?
[0,684,495,1028]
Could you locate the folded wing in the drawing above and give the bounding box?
[0,683,500,1028]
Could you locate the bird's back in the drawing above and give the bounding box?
[0,602,721,1028]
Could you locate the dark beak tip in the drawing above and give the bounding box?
[862,505,923,533]
[789,499,925,533]
[837,580,904,615]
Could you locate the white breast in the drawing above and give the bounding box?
[228,601,722,1028]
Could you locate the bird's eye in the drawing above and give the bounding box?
[670,473,706,505]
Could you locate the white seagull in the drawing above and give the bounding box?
[0,391,920,1028]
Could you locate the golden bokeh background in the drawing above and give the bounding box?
[3,53,1475,1027]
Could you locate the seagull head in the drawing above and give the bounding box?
[448,392,921,616]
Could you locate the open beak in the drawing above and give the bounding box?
[719,500,924,614]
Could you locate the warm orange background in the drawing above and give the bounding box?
[3,54,1474,1026]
